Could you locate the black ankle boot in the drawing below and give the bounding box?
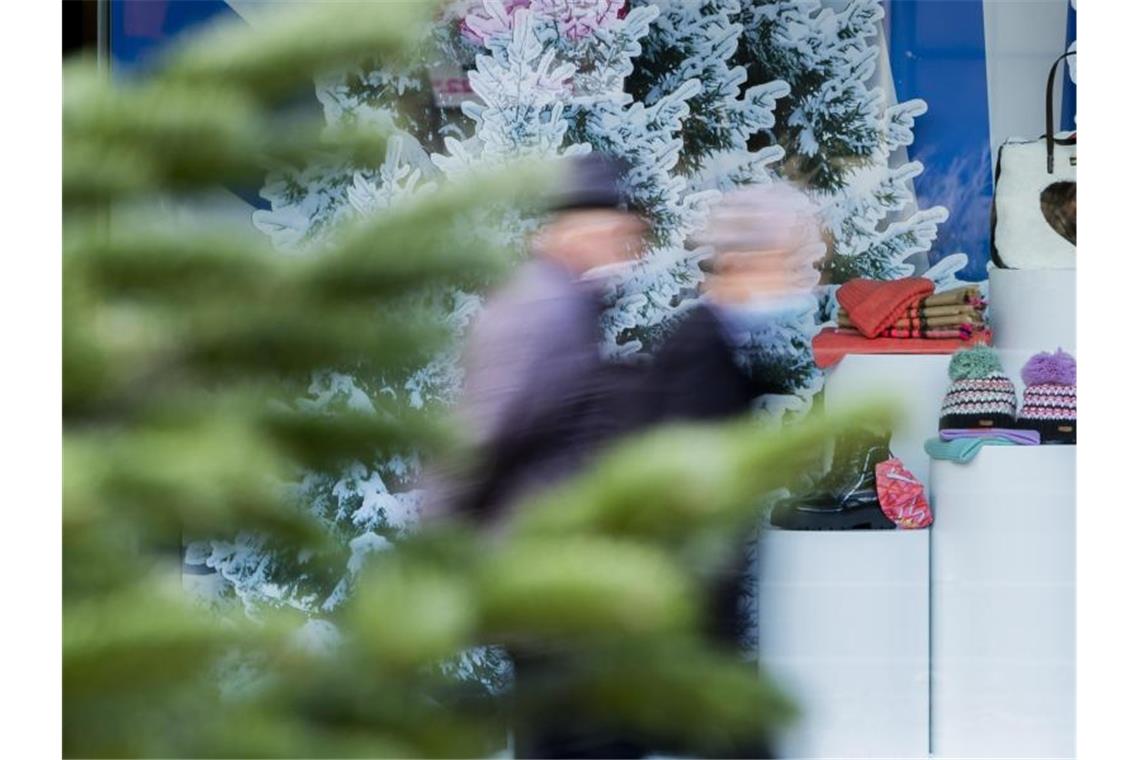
[770,429,896,530]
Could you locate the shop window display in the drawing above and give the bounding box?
[102,1,1077,757]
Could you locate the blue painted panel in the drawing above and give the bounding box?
[109,1,268,209]
[110,0,237,75]
[887,0,994,282]
[1061,2,1076,131]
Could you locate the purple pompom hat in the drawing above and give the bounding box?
[1018,348,1076,444]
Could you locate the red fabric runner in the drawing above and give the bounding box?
[812,327,992,369]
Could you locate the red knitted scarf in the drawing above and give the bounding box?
[836,277,934,337]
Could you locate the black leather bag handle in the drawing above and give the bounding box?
[1045,50,1076,174]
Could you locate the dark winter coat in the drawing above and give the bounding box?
[429,261,775,758]
[427,261,768,639]
[421,260,647,525]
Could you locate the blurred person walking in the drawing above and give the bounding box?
[422,154,651,526]
[423,155,824,758]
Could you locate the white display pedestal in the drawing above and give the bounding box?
[929,446,1075,759]
[989,268,1075,354]
[824,354,950,489]
[757,529,930,759]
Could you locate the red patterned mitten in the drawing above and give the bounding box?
[875,458,933,529]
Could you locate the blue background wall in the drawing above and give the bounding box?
[110,0,236,73]
[886,0,994,282]
[110,1,267,207]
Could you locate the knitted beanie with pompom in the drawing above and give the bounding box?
[1018,348,1076,443]
[939,346,1018,430]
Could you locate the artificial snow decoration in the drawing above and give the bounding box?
[290,619,344,656]
[461,0,531,46]
[924,254,972,295]
[736,1,959,285]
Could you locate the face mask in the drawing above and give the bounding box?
[579,258,639,283]
[715,291,818,320]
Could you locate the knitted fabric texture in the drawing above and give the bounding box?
[925,435,1021,463]
[923,285,983,307]
[939,347,1017,430]
[835,277,934,337]
[948,345,1004,380]
[1019,349,1076,443]
[875,458,932,528]
[940,428,1040,445]
[1021,347,1077,386]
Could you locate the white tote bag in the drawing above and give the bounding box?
[992,51,1076,269]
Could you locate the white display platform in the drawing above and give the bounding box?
[989,268,1075,354]
[929,446,1075,759]
[824,353,950,490]
[757,529,930,759]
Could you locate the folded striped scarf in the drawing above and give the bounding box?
[838,313,982,330]
[895,312,983,328]
[836,325,975,339]
[838,300,981,317]
[923,285,984,307]
[901,303,982,318]
[835,277,934,337]
[838,301,983,320]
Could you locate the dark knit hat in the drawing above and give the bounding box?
[549,153,631,212]
[939,346,1018,430]
[1018,348,1077,444]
